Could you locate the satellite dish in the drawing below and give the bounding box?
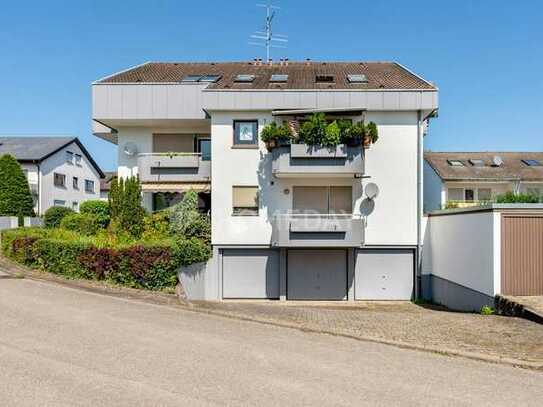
[123,142,139,157]
[365,183,379,200]
[493,155,503,167]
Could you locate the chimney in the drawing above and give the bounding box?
[284,58,289,66]
[268,58,273,66]
[305,58,311,66]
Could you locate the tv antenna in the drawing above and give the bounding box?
[249,2,288,61]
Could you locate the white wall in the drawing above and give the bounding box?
[423,160,443,212]
[424,211,499,297]
[39,142,102,213]
[21,163,39,213]
[210,110,419,246]
[443,182,511,202]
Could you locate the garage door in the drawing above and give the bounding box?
[287,249,347,300]
[355,250,414,300]
[501,215,543,295]
[222,249,279,299]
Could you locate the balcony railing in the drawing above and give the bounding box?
[271,213,364,247]
[137,153,211,183]
[271,144,364,178]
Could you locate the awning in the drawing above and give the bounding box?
[272,107,365,116]
[141,183,210,193]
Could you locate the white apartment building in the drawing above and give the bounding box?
[92,60,438,301]
[0,137,104,214]
[424,152,543,212]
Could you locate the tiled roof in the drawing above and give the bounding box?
[100,171,117,192]
[0,137,75,161]
[96,61,436,90]
[0,136,104,177]
[425,152,543,182]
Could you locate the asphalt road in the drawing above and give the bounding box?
[0,278,542,406]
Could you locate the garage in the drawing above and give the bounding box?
[287,249,347,300]
[355,249,414,300]
[222,249,279,299]
[501,214,543,295]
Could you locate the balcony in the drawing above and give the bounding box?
[271,214,364,247]
[271,144,364,178]
[137,153,211,183]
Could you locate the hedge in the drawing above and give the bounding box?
[60,213,101,236]
[80,200,110,228]
[44,206,74,228]
[1,228,210,290]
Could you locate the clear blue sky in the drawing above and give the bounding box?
[1,0,541,171]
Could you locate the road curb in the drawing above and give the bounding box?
[1,257,542,372]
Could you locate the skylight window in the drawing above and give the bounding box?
[270,74,288,82]
[469,159,485,167]
[316,75,335,83]
[181,75,203,82]
[235,74,256,82]
[347,74,368,83]
[199,74,222,83]
[522,159,542,167]
[447,160,465,167]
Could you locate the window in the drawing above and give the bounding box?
[198,139,211,161]
[53,200,66,207]
[233,120,258,146]
[316,74,335,83]
[347,74,368,83]
[66,151,74,165]
[447,160,464,167]
[465,189,475,202]
[85,180,95,193]
[73,177,79,190]
[469,159,485,167]
[181,74,222,83]
[447,188,463,201]
[75,154,82,166]
[54,173,66,188]
[292,186,352,214]
[199,74,222,83]
[72,201,78,211]
[270,74,288,82]
[522,159,542,167]
[233,186,259,215]
[234,74,255,82]
[478,188,492,201]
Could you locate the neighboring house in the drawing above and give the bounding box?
[424,152,543,212]
[0,137,104,214]
[92,60,438,301]
[99,171,117,201]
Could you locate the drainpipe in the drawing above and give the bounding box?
[37,162,41,215]
[416,110,423,299]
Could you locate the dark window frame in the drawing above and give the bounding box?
[54,172,66,188]
[233,120,259,147]
[73,176,79,190]
[84,179,95,193]
[232,186,259,216]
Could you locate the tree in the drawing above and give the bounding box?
[0,154,35,217]
[109,176,144,237]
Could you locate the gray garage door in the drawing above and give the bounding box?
[222,249,279,299]
[287,249,347,300]
[355,249,414,300]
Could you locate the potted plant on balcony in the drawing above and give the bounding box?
[261,121,293,152]
[364,121,379,148]
[343,121,364,147]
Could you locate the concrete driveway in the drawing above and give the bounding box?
[0,278,542,406]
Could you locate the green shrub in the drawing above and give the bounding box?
[298,112,327,145]
[0,154,35,217]
[34,238,93,279]
[60,213,101,236]
[175,237,212,266]
[80,200,110,228]
[496,192,540,203]
[169,190,211,242]
[142,211,170,241]
[480,305,495,315]
[44,206,74,228]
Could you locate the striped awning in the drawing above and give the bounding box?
[141,183,210,193]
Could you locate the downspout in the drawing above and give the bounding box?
[416,110,423,299]
[37,162,41,215]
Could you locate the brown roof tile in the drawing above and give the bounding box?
[425,152,543,182]
[96,61,435,90]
